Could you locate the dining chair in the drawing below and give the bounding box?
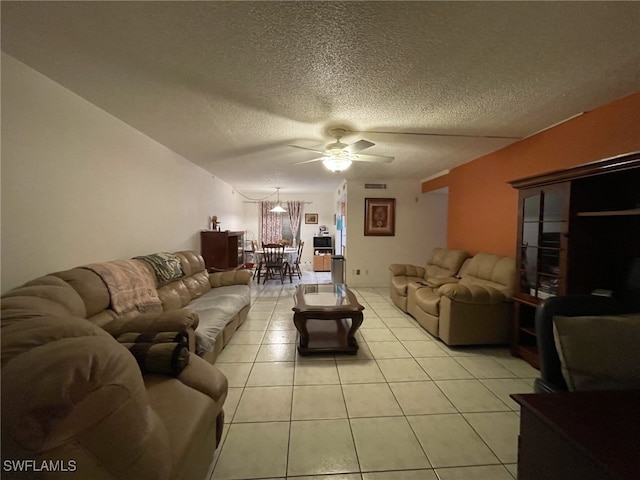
[261,243,292,283]
[291,240,304,279]
[250,240,263,280]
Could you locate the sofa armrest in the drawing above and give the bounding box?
[209,269,252,287]
[109,308,199,335]
[106,308,199,352]
[438,283,506,304]
[177,353,228,405]
[389,264,425,278]
[426,276,459,288]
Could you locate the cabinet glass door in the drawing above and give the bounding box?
[237,233,244,265]
[518,184,568,300]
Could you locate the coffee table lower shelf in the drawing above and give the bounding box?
[294,317,361,355]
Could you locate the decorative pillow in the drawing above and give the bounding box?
[116,331,187,345]
[122,341,189,376]
[553,314,640,391]
[134,252,185,286]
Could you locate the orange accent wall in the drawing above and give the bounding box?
[422,92,640,257]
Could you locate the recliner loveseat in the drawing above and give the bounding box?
[404,253,516,345]
[389,248,470,312]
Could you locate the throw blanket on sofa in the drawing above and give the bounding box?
[134,252,185,286]
[83,260,162,315]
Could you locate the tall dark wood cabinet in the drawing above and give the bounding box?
[509,152,640,368]
[200,230,245,270]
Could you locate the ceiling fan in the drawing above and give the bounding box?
[288,128,394,172]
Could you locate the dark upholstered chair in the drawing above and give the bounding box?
[534,295,625,393]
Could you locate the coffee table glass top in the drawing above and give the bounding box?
[299,283,351,307]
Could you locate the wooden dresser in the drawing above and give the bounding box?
[200,230,244,270]
[512,391,640,480]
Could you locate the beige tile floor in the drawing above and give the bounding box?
[209,268,537,480]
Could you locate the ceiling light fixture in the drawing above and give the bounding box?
[322,157,352,172]
[270,187,286,213]
[322,148,354,173]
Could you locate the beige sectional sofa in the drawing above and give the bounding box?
[391,250,516,346]
[1,250,251,480]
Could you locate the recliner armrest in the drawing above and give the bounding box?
[106,308,199,352]
[177,353,228,404]
[437,283,506,304]
[108,308,199,335]
[426,277,459,288]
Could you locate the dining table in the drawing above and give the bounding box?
[254,247,298,261]
[254,247,299,282]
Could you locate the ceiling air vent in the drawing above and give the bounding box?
[364,183,387,189]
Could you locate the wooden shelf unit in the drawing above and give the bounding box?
[509,151,640,367]
[312,236,334,272]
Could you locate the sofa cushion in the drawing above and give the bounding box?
[157,279,192,310]
[553,314,640,391]
[459,254,515,298]
[1,315,111,367]
[175,250,206,277]
[389,264,425,278]
[1,276,87,321]
[425,248,470,278]
[187,285,252,355]
[183,270,212,299]
[52,267,111,317]
[413,288,441,316]
[391,275,424,296]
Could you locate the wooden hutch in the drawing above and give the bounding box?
[509,152,640,368]
[200,230,245,270]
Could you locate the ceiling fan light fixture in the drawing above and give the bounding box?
[269,187,287,213]
[322,157,352,173]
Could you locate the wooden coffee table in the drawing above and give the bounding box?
[292,283,364,355]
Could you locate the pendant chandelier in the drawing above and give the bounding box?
[270,187,286,213]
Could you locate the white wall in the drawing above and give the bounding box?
[344,181,448,287]
[1,54,244,293]
[240,191,336,266]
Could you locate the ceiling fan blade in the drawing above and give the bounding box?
[345,139,375,154]
[293,157,323,165]
[355,130,521,140]
[352,153,394,164]
[287,144,326,154]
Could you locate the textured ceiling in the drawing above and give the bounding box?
[2,1,639,193]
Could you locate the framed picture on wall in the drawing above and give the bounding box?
[364,198,395,236]
[305,213,318,224]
